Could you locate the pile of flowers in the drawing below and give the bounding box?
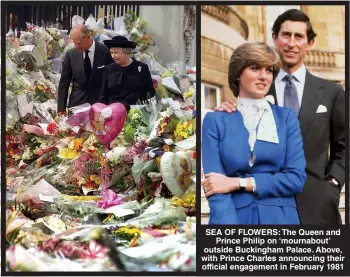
[4,11,196,272]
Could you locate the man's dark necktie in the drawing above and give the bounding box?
[84,50,92,88]
[283,74,300,115]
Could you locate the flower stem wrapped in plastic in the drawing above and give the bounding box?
[125,198,186,229]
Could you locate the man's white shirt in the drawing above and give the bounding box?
[83,40,95,68]
[275,64,306,107]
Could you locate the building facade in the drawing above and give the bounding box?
[201,5,346,224]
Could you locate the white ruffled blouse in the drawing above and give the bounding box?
[237,97,279,167]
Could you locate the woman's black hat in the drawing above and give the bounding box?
[103,35,137,49]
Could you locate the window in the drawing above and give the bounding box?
[201,83,221,113]
[265,5,300,45]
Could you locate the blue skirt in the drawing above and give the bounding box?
[236,201,300,224]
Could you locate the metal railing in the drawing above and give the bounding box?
[5,4,139,32]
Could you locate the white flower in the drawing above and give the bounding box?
[12,154,21,161]
[137,125,148,133]
[59,39,65,49]
[106,147,127,164]
[84,134,99,147]
[58,119,70,132]
[22,148,33,160]
[132,113,141,121]
[78,177,87,186]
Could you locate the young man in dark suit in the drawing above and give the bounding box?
[57,24,114,114]
[214,9,345,224]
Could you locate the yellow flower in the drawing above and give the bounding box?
[163,145,170,152]
[181,132,188,139]
[156,156,161,166]
[182,122,188,128]
[90,175,96,181]
[74,138,84,150]
[59,148,69,158]
[95,177,102,185]
[114,227,142,239]
[188,124,193,132]
[184,90,194,98]
[67,150,79,159]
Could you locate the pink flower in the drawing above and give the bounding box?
[82,241,107,259]
[97,189,124,209]
[7,246,17,269]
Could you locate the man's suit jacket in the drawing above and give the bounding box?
[268,70,345,224]
[202,105,306,225]
[57,41,114,112]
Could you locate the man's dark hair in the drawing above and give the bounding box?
[272,9,317,42]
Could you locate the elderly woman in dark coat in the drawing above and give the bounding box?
[99,36,155,108]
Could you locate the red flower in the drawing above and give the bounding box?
[192,152,196,159]
[47,123,57,134]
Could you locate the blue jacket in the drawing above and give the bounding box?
[202,104,307,224]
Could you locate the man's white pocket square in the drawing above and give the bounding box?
[97,65,105,69]
[316,105,327,113]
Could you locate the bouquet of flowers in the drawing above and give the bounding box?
[29,80,56,103]
[124,11,155,53]
[125,198,186,229]
[46,28,69,59]
[32,25,54,64]
[116,108,149,145]
[132,158,158,201]
[38,239,107,260]
[173,119,194,142]
[72,151,104,192]
[5,60,31,94]
[171,184,196,216]
[112,226,142,241]
[57,136,86,160]
[157,118,177,138]
[6,90,21,129]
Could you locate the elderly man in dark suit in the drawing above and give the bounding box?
[214,9,345,224]
[57,24,114,114]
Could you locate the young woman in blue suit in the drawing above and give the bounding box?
[201,42,307,225]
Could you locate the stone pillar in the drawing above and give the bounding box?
[239,6,266,42]
[139,5,196,67]
[301,5,345,52]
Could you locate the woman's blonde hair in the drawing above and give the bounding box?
[122,48,133,56]
[228,41,281,97]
